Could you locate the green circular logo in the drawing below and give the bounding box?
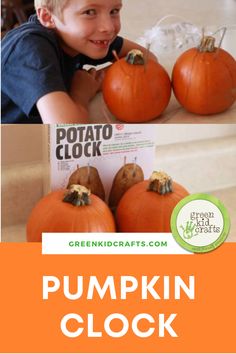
[171,194,230,253]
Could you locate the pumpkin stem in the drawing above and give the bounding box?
[112,50,120,62]
[63,185,91,206]
[126,50,145,65]
[198,36,216,52]
[148,172,173,195]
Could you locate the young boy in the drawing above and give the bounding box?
[1,0,156,124]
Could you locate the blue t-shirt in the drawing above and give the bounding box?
[1,15,123,124]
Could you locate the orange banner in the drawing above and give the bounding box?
[0,243,235,353]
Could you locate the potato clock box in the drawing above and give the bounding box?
[49,124,156,203]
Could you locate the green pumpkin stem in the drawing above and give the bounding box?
[198,36,216,53]
[148,172,173,195]
[126,49,145,65]
[63,185,91,206]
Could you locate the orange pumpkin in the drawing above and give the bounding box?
[27,185,116,242]
[103,50,171,123]
[116,172,189,232]
[172,36,236,115]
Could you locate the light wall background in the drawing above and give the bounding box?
[120,0,236,40]
[2,124,236,166]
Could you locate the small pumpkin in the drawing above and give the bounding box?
[27,185,116,242]
[103,50,171,123]
[172,35,236,115]
[116,171,189,232]
[67,165,105,201]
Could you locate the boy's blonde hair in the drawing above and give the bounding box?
[34,0,68,16]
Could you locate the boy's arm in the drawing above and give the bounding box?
[36,68,104,124]
[36,92,89,124]
[118,38,157,62]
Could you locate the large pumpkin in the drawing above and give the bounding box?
[116,172,189,232]
[103,50,171,123]
[27,185,116,242]
[172,35,236,115]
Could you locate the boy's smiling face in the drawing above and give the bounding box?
[53,0,122,58]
